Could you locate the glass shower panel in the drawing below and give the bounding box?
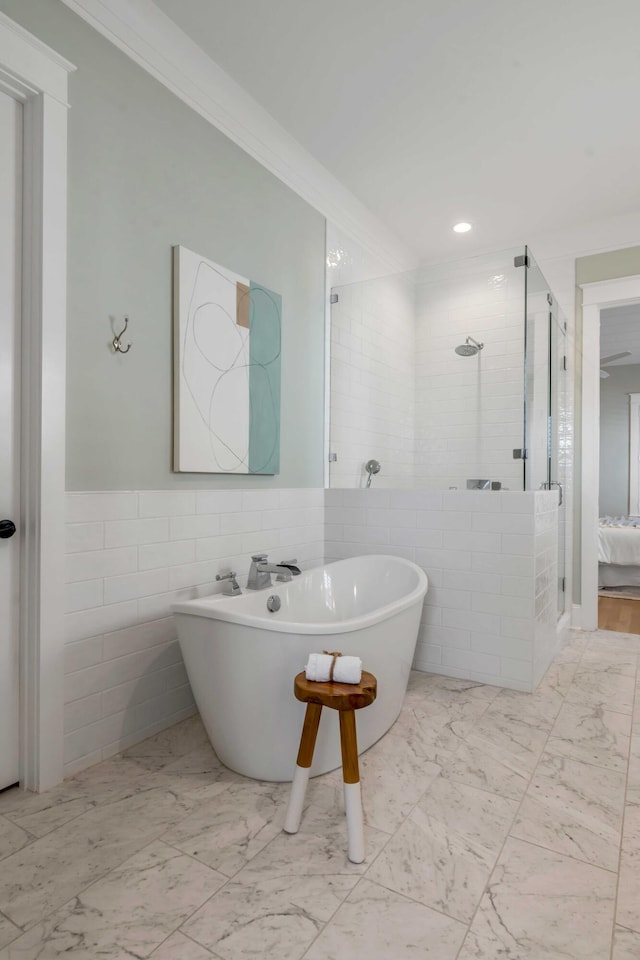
[524,248,568,618]
[328,247,534,492]
[414,248,526,491]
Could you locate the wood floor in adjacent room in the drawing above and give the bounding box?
[599,594,640,634]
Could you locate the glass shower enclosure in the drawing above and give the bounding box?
[328,245,569,619]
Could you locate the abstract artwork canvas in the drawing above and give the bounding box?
[173,245,281,473]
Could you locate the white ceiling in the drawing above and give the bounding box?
[153,0,640,262]
[601,304,640,368]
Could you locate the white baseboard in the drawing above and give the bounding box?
[571,603,583,629]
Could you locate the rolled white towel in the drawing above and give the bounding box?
[305,652,362,685]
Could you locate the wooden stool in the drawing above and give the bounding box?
[283,670,377,864]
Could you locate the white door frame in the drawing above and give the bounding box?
[629,393,640,516]
[0,13,74,791]
[580,274,640,631]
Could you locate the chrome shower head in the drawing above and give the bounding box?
[455,336,484,356]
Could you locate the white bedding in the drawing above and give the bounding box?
[598,523,640,565]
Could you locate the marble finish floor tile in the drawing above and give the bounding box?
[0,816,31,861]
[0,915,20,952]
[0,756,156,837]
[565,669,636,715]
[303,879,466,960]
[586,630,640,650]
[553,631,589,663]
[389,703,472,764]
[122,715,208,770]
[440,711,545,801]
[406,675,500,718]
[182,869,357,960]
[0,841,226,959]
[616,800,640,933]
[536,660,580,696]
[152,744,241,803]
[0,787,197,928]
[484,686,563,731]
[612,925,640,959]
[367,775,517,922]
[457,837,617,960]
[150,931,215,959]
[162,780,288,877]
[546,701,631,772]
[3,628,640,960]
[579,646,638,677]
[512,752,626,870]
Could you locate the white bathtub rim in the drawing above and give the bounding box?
[172,554,428,635]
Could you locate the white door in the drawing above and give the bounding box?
[0,91,22,790]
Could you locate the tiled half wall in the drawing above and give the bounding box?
[64,489,324,777]
[325,488,562,691]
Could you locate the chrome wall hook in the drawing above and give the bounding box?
[112,316,132,354]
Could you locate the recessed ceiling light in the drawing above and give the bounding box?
[453,222,472,233]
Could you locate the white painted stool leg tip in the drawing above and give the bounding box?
[344,781,365,864]
[284,764,310,835]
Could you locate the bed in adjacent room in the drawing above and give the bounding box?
[598,517,640,587]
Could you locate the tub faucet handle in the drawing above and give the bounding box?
[251,553,269,563]
[216,570,242,596]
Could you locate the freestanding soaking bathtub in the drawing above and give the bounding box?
[172,554,428,781]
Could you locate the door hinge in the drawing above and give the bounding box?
[514,254,529,268]
[330,293,339,304]
[513,448,527,460]
[547,293,553,306]
[563,355,567,371]
[561,576,566,592]
[328,452,337,462]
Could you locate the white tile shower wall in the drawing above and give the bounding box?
[64,489,325,776]
[329,273,415,489]
[325,488,562,692]
[414,263,526,491]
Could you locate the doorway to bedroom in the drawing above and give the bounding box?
[597,302,640,632]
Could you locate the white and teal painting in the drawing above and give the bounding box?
[173,245,281,474]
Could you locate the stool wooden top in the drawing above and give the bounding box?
[294,670,377,711]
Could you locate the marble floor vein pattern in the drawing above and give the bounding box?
[0,628,638,959]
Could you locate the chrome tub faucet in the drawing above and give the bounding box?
[247,554,301,589]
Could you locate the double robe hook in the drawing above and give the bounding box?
[112,316,132,354]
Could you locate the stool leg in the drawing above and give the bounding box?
[339,709,365,864]
[284,702,322,834]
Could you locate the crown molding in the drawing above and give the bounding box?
[59,0,417,274]
[0,10,75,104]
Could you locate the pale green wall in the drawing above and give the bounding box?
[576,247,640,286]
[0,0,326,490]
[574,246,640,602]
